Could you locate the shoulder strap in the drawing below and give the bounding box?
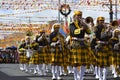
[74,21,81,29]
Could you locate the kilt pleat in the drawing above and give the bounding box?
[19,53,27,63]
[70,47,90,66]
[64,47,70,66]
[42,46,50,64]
[96,45,112,67]
[29,52,39,64]
[70,40,91,66]
[50,47,65,66]
[112,51,120,66]
[97,52,109,67]
[38,46,50,64]
[89,50,98,66]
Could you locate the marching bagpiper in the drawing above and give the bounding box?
[84,16,95,73]
[29,40,39,74]
[35,29,49,76]
[18,35,33,72]
[24,36,33,72]
[18,39,27,71]
[65,35,74,74]
[49,23,65,80]
[94,16,112,80]
[109,21,120,77]
[69,10,91,80]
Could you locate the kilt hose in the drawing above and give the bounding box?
[70,40,91,66]
[29,51,39,65]
[96,44,112,67]
[38,46,50,64]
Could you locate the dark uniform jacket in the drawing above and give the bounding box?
[35,35,48,46]
[94,24,112,41]
[69,22,91,38]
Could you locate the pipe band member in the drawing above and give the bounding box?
[94,16,112,80]
[50,23,65,80]
[69,10,91,80]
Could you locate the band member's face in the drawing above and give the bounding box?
[98,20,104,24]
[74,14,82,21]
[54,28,59,33]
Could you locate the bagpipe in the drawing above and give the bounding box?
[100,23,113,39]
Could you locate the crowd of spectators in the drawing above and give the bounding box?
[0,46,19,63]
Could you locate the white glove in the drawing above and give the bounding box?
[51,42,56,46]
[114,43,119,50]
[56,40,60,44]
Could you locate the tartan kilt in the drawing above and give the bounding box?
[112,51,120,66]
[45,46,51,64]
[96,45,112,67]
[70,47,90,66]
[116,68,120,75]
[43,46,51,64]
[38,46,50,64]
[70,40,91,66]
[29,51,39,64]
[64,46,71,66]
[88,49,97,66]
[61,47,69,68]
[19,52,27,63]
[51,46,64,66]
